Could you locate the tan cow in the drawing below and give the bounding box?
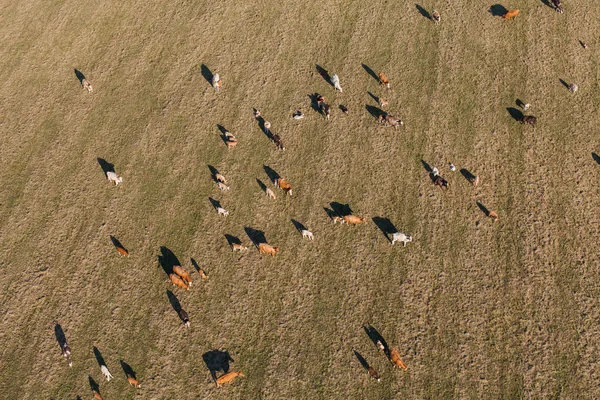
[265,187,276,199]
[172,265,192,286]
[214,173,227,183]
[503,9,520,19]
[275,178,292,196]
[216,371,244,387]
[82,78,93,92]
[127,376,141,388]
[258,243,280,256]
[169,273,189,290]
[232,243,248,252]
[199,268,209,279]
[93,390,103,400]
[343,215,366,225]
[226,138,238,149]
[389,347,407,370]
[488,211,499,222]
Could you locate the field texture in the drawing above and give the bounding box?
[1,0,600,398]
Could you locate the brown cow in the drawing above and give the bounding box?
[488,211,499,222]
[378,72,390,89]
[343,215,366,225]
[115,246,129,257]
[503,9,520,19]
[272,134,285,150]
[433,175,449,189]
[226,138,238,149]
[178,308,190,328]
[216,371,245,387]
[389,347,408,370]
[368,366,381,382]
[275,178,292,196]
[258,243,280,256]
[519,115,536,126]
[552,0,564,13]
[199,268,209,279]
[169,274,189,290]
[432,10,441,24]
[379,114,403,129]
[93,390,103,400]
[172,265,192,286]
[127,376,141,388]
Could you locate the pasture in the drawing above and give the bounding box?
[1,0,599,398]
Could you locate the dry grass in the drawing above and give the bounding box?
[1,0,600,398]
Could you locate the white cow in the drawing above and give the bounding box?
[100,365,114,381]
[216,207,229,216]
[301,230,314,240]
[106,171,123,185]
[391,232,413,246]
[331,74,342,92]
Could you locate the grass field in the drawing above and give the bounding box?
[1,0,600,398]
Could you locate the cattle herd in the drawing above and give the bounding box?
[57,2,586,397]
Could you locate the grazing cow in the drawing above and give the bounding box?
[272,134,285,150]
[319,102,331,120]
[216,371,244,387]
[217,182,230,191]
[433,175,449,189]
[368,366,381,382]
[258,243,280,256]
[199,268,209,279]
[169,274,189,290]
[488,211,499,222]
[379,114,403,129]
[212,73,222,92]
[331,74,343,92]
[275,178,293,196]
[378,72,390,89]
[82,78,93,92]
[62,343,73,367]
[115,246,129,257]
[343,215,366,225]
[332,215,345,224]
[106,171,123,185]
[127,376,141,388]
[340,105,349,114]
[552,0,564,13]
[232,243,248,252]
[519,115,537,126]
[378,98,389,108]
[216,207,229,216]
[100,365,114,382]
[214,173,227,183]
[172,265,192,286]
[301,229,314,240]
[432,10,441,24]
[265,187,276,199]
[503,9,520,19]
[389,347,408,370]
[178,308,190,328]
[568,83,578,93]
[468,175,480,187]
[93,389,104,400]
[391,232,413,246]
[293,111,305,119]
[581,42,588,49]
[226,138,238,149]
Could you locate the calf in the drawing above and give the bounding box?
[378,72,390,89]
[432,10,441,24]
[488,211,499,222]
[217,182,230,191]
[172,265,192,286]
[378,98,389,108]
[376,340,386,353]
[127,376,141,388]
[265,187,276,199]
[199,268,209,279]
[100,365,114,382]
[343,215,366,225]
[232,243,248,252]
[391,232,413,246]
[568,83,578,93]
[216,371,244,388]
[93,389,104,400]
[301,229,314,240]
[212,73,222,92]
[379,114,403,129]
[368,366,381,382]
[62,343,73,367]
[169,273,189,290]
[216,207,229,217]
[82,78,93,92]
[503,9,520,19]
[320,102,331,120]
[106,171,123,185]
[331,74,343,92]
[214,173,227,183]
[332,215,346,224]
[552,0,564,13]
[519,115,537,126]
[389,347,408,370]
[178,308,190,328]
[258,243,280,256]
[275,178,293,196]
[272,134,285,150]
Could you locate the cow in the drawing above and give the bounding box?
[217,182,230,191]
[62,343,73,367]
[378,98,389,108]
[82,78,93,92]
[232,243,249,252]
[226,138,238,149]
[199,268,209,279]
[331,74,343,92]
[169,274,189,290]
[320,102,331,120]
[115,246,129,257]
[488,211,499,222]
[93,389,104,400]
[332,215,346,224]
[258,243,280,256]
[216,371,244,387]
[272,134,285,150]
[216,207,229,216]
[552,0,564,13]
[172,265,192,286]
[106,171,123,185]
[376,340,386,353]
[568,83,578,93]
[214,173,227,183]
[340,105,349,115]
[389,347,407,370]
[519,115,537,126]
[391,232,413,246]
[432,10,441,24]
[468,175,480,187]
[178,308,190,328]
[503,9,520,19]
[378,72,390,89]
[433,175,449,189]
[301,230,314,240]
[293,111,305,119]
[100,365,114,382]
[343,215,366,225]
[265,187,276,199]
[127,376,141,388]
[368,366,381,382]
[379,114,403,129]
[212,73,222,92]
[275,178,292,196]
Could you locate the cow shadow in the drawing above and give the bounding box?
[330,202,352,217]
[559,79,570,89]
[201,64,214,86]
[158,246,180,276]
[109,236,127,253]
[353,350,372,371]
[97,158,115,178]
[291,219,307,233]
[245,227,266,246]
[372,217,398,242]
[579,40,587,48]
[516,99,526,109]
[416,4,432,20]
[54,322,67,349]
[263,165,281,183]
[476,201,491,217]
[167,290,183,324]
[225,234,242,248]
[540,0,553,8]
[489,4,508,17]
[203,349,234,381]
[216,125,233,145]
[316,64,333,87]
[367,91,380,104]
[88,376,100,393]
[207,164,221,181]
[120,360,137,380]
[421,159,433,173]
[460,168,477,183]
[308,93,322,113]
[208,197,222,211]
[506,107,523,121]
[254,115,274,140]
[365,105,385,120]
[592,153,600,165]
[362,64,380,83]
[256,178,268,193]
[364,324,390,357]
[74,68,86,85]
[93,346,106,367]
[190,258,201,273]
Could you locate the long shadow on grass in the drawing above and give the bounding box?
[203,349,234,382]
[88,376,100,394]
[245,227,266,247]
[362,64,380,83]
[120,360,137,381]
[330,202,352,217]
[592,153,600,165]
[364,324,390,357]
[74,68,86,85]
[54,322,68,350]
[506,107,523,122]
[489,4,508,17]
[225,234,242,248]
[559,79,570,89]
[158,246,181,276]
[316,64,333,87]
[366,105,385,120]
[291,219,307,233]
[460,168,477,184]
[263,165,281,183]
[93,346,106,367]
[476,201,491,217]
[200,64,214,86]
[97,158,115,178]
[110,235,127,254]
[372,217,398,243]
[416,4,432,20]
